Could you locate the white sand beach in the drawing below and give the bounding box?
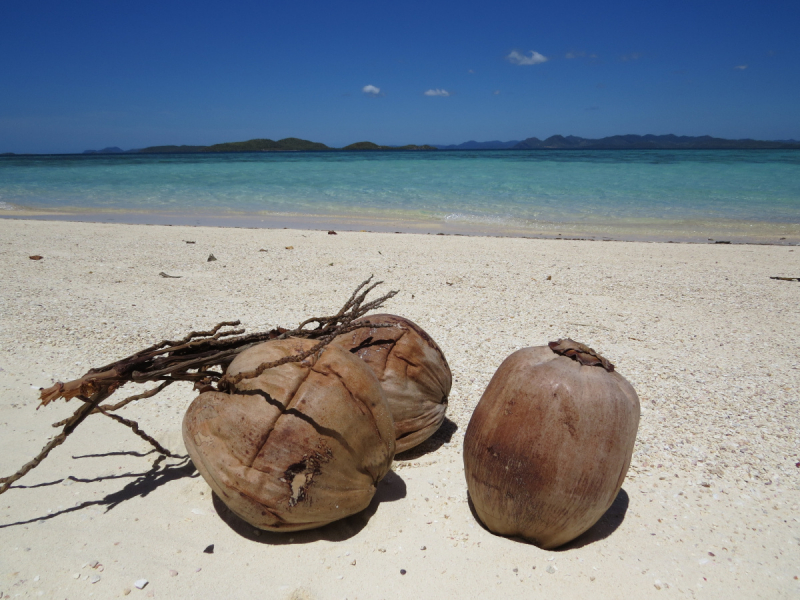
[1,219,798,599]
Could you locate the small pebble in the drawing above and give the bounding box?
[123,589,131,596]
[89,561,99,568]
[590,576,596,582]
[134,579,148,589]
[169,570,178,577]
[654,579,663,590]
[90,575,100,584]
[203,544,214,554]
[400,569,407,575]
[420,546,426,551]
[546,565,556,574]
[73,574,80,579]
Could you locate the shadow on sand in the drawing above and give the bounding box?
[212,469,407,545]
[466,487,630,550]
[393,416,458,461]
[0,453,198,529]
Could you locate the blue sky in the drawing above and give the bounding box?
[1,0,799,153]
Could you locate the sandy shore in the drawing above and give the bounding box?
[1,219,798,599]
[3,208,800,245]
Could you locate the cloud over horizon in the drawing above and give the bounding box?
[424,88,451,97]
[505,50,548,65]
[734,65,748,70]
[362,84,381,95]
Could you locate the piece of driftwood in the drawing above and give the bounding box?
[0,276,397,495]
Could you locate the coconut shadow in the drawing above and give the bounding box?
[393,417,458,461]
[211,469,407,545]
[465,487,629,550]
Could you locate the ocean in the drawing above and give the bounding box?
[1,150,799,243]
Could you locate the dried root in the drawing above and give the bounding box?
[0,276,398,495]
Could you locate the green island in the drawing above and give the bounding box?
[82,138,436,154]
[341,141,437,151]
[75,133,800,155]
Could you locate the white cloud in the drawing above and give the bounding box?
[362,84,381,95]
[734,64,748,70]
[493,90,501,95]
[566,51,585,59]
[506,50,548,65]
[424,88,450,97]
[620,53,642,62]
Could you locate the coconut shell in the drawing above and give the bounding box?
[463,340,640,549]
[183,338,395,532]
[331,314,451,453]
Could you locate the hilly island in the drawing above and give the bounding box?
[83,138,437,154]
[77,134,800,155]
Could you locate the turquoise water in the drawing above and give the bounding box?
[1,150,799,240]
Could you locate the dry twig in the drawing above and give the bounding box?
[0,276,397,495]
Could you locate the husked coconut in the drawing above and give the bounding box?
[331,314,451,453]
[183,338,395,532]
[463,339,640,549]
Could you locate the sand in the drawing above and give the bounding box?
[0,219,798,599]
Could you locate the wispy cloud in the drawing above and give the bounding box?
[620,53,642,62]
[362,84,381,96]
[566,51,598,61]
[493,90,501,95]
[424,88,450,97]
[734,64,748,70]
[505,50,548,65]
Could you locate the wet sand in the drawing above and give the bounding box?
[2,207,798,245]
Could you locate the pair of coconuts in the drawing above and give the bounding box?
[182,314,452,532]
[183,312,639,549]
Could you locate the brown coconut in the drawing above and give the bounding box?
[182,338,396,532]
[331,314,451,453]
[463,339,640,549]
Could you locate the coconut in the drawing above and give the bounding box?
[463,339,640,549]
[183,338,395,532]
[331,314,451,453]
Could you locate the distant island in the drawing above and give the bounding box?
[71,134,800,155]
[435,140,521,150]
[342,141,436,151]
[83,138,435,154]
[434,134,800,150]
